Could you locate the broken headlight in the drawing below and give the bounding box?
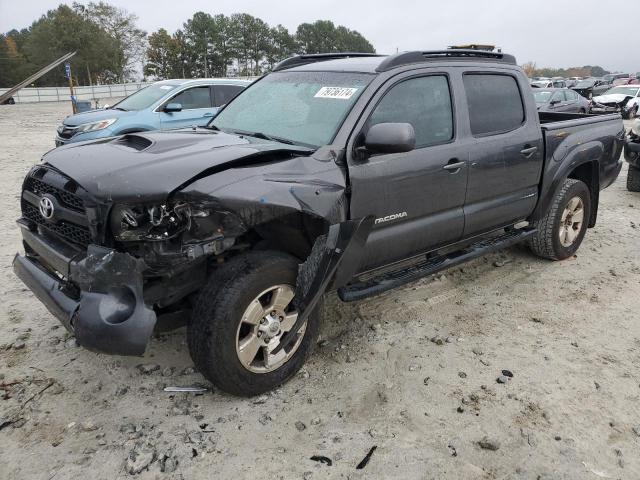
[110,203,200,241]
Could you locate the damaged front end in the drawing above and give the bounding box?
[591,95,638,118]
[13,240,155,355]
[13,137,366,356]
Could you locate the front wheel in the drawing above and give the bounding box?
[529,178,591,260]
[188,251,321,396]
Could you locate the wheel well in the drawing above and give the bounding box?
[567,161,599,227]
[244,213,329,261]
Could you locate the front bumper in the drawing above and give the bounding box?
[13,225,156,355]
[625,139,640,168]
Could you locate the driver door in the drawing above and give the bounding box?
[347,71,468,271]
[159,86,216,129]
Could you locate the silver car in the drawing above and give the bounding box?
[533,88,590,113]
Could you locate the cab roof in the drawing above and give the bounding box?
[274,50,517,74]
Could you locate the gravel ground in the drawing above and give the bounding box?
[1,101,639,480]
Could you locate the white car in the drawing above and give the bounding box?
[591,85,640,119]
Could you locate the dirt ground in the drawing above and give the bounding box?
[0,101,639,480]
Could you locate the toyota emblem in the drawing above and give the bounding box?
[39,197,55,219]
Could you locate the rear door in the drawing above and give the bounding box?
[159,86,215,129]
[460,70,543,236]
[347,69,469,270]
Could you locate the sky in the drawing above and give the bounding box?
[0,0,635,73]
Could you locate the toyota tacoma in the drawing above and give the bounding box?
[13,50,624,396]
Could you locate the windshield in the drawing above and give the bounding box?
[533,90,554,103]
[603,86,640,97]
[211,71,373,148]
[112,83,178,111]
[575,80,596,88]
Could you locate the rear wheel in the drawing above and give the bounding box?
[187,251,321,396]
[529,178,591,260]
[628,166,640,192]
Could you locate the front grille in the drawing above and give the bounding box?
[24,176,84,212]
[21,167,92,247]
[23,203,92,246]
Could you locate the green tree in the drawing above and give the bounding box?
[264,24,297,70]
[22,5,120,85]
[295,20,374,55]
[73,2,147,82]
[144,28,182,79]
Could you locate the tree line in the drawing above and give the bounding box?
[521,62,612,79]
[0,3,375,87]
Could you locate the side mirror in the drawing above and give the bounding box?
[164,102,182,113]
[103,104,110,109]
[550,99,560,105]
[362,122,416,155]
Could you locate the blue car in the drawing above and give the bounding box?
[55,78,251,146]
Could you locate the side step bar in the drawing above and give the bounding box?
[337,228,537,302]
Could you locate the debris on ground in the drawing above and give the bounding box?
[310,455,332,466]
[355,446,377,469]
[478,436,501,451]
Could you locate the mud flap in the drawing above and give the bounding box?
[272,216,374,354]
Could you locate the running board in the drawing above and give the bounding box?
[337,228,537,302]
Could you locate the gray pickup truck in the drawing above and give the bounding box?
[13,50,624,396]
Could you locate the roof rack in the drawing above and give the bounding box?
[376,49,516,72]
[273,52,384,72]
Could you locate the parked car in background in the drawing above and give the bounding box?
[54,78,251,146]
[531,79,566,88]
[591,85,640,119]
[612,77,639,86]
[603,73,630,84]
[533,88,590,113]
[572,78,606,99]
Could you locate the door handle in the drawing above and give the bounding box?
[203,112,214,117]
[520,146,538,158]
[443,159,465,172]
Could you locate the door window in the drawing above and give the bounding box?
[214,85,245,107]
[463,73,525,136]
[367,75,453,148]
[168,86,212,110]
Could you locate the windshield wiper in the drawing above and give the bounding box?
[227,129,300,145]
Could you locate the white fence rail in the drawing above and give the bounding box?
[0,82,150,104]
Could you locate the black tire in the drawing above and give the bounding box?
[529,178,591,260]
[188,250,322,396]
[579,108,586,114]
[628,166,640,192]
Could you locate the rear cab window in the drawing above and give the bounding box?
[463,73,525,136]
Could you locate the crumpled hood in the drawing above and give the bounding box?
[43,129,312,203]
[592,93,632,104]
[62,108,136,127]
